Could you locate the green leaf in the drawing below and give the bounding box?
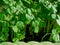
[40,21,46,27]
[32,21,36,27]
[56,15,60,26]
[26,14,34,24]
[39,0,44,2]
[4,15,13,21]
[3,0,9,4]
[12,26,18,33]
[13,38,19,42]
[52,29,57,34]
[58,0,60,2]
[52,6,57,13]
[53,34,59,42]
[0,14,3,20]
[21,0,30,8]
[2,21,9,27]
[2,28,9,33]
[34,26,39,33]
[16,21,25,29]
[51,14,56,19]
[27,8,32,15]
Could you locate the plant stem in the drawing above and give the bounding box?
[41,33,51,41]
[47,20,50,33]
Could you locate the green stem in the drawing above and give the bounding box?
[41,33,51,41]
[47,20,50,33]
[47,20,55,33]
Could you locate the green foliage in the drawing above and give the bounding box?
[0,0,60,43]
